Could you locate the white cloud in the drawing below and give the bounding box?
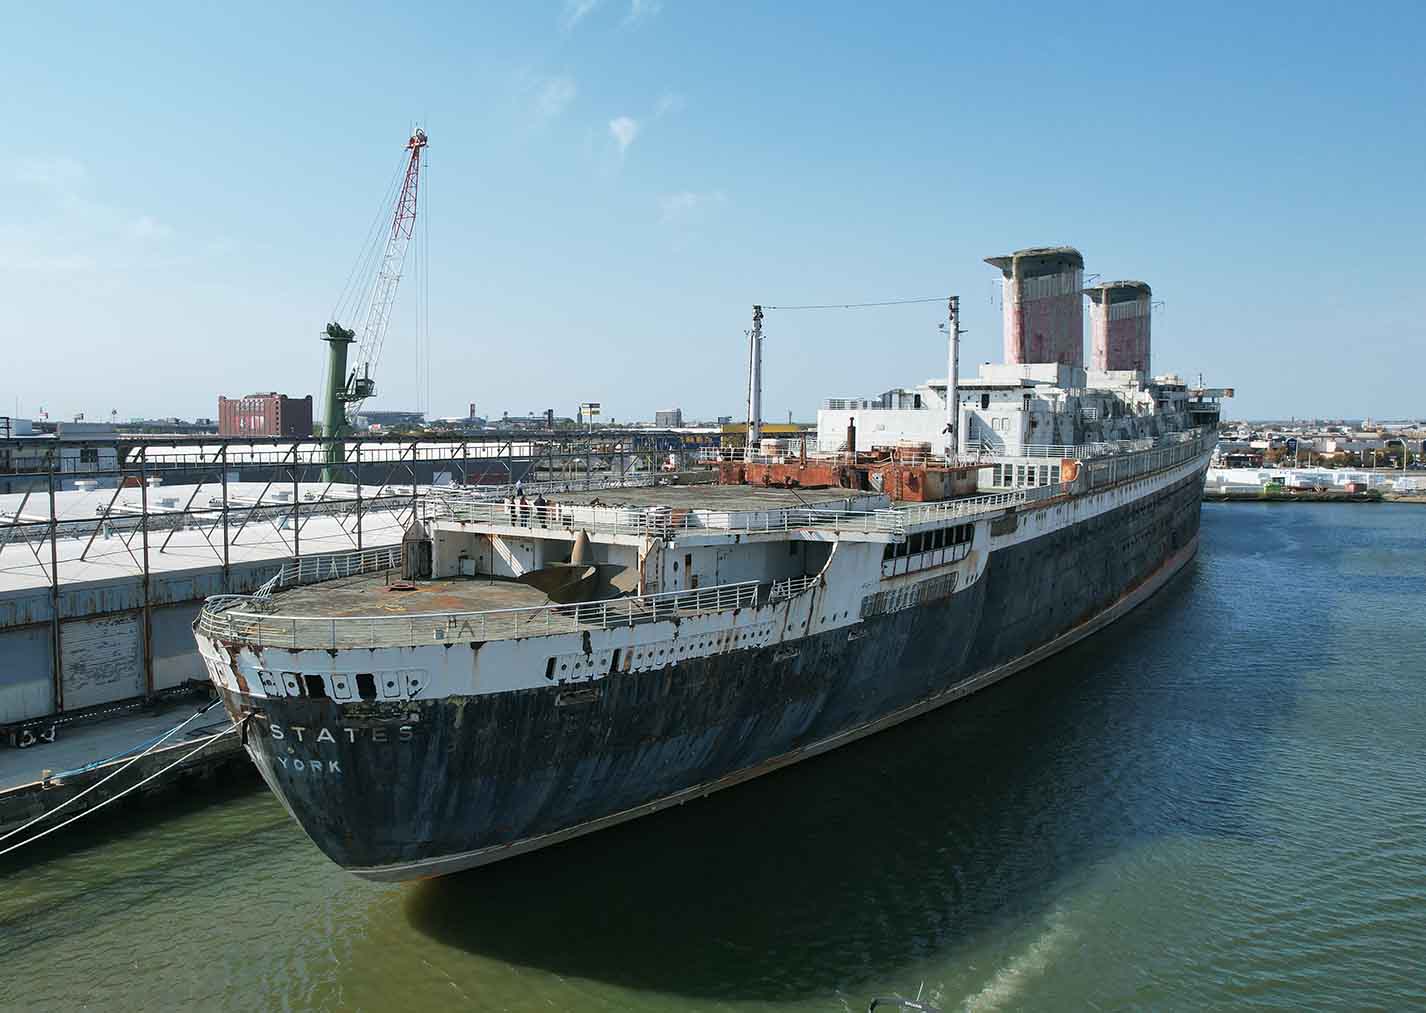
[653,92,683,118]
[626,0,663,23]
[658,189,727,225]
[12,157,172,240]
[559,0,600,31]
[129,215,174,241]
[2,157,174,276]
[535,76,578,120]
[609,116,639,155]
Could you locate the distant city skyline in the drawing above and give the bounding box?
[3,2,1423,424]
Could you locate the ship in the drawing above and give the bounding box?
[194,248,1231,881]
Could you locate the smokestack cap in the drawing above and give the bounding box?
[1085,280,1152,304]
[984,246,1084,277]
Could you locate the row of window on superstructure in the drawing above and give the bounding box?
[990,463,1058,488]
[882,523,974,576]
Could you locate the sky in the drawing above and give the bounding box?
[2,1,1423,425]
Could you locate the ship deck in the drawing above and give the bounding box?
[269,572,553,617]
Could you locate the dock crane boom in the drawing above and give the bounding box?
[322,127,427,477]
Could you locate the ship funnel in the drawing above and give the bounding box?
[984,247,1084,367]
[1087,280,1152,374]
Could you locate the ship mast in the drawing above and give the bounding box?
[944,295,960,460]
[746,305,763,452]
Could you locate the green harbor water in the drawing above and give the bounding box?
[2,503,1424,1011]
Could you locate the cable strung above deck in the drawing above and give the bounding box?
[744,295,960,449]
[761,296,949,311]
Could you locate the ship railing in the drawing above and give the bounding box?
[993,442,1123,460]
[699,447,778,463]
[769,574,820,600]
[425,496,905,541]
[703,431,1200,467]
[982,430,1201,461]
[251,545,404,604]
[1023,482,1071,502]
[432,474,660,504]
[863,450,994,468]
[1000,444,1081,459]
[1079,431,1210,490]
[698,446,991,469]
[699,446,858,466]
[197,579,765,650]
[893,489,1029,527]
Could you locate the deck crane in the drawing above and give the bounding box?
[322,127,428,478]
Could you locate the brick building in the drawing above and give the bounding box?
[217,393,314,438]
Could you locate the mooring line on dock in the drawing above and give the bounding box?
[0,722,242,860]
[0,697,227,845]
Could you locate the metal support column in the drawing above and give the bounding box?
[46,455,63,713]
[410,440,419,527]
[139,449,154,698]
[355,443,364,551]
[292,451,301,562]
[220,445,230,590]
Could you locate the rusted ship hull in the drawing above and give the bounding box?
[209,467,1205,880]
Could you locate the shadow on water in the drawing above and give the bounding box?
[406,523,1318,1002]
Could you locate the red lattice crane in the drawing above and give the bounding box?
[322,127,428,450]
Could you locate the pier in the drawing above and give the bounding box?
[0,690,252,843]
[0,430,703,732]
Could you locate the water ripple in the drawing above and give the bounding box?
[2,503,1424,1010]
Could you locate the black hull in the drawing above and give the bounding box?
[225,470,1206,879]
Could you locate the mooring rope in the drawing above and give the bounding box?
[0,722,242,860]
[0,697,226,845]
